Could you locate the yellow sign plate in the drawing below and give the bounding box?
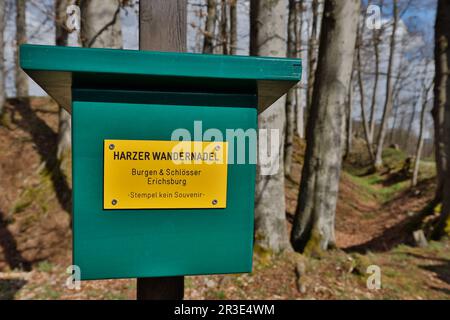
[103,139,228,209]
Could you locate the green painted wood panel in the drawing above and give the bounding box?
[72,92,257,280]
[19,44,301,113]
[21,44,300,80]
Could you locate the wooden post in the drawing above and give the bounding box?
[137,0,187,300]
[139,0,187,52]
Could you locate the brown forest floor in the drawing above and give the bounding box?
[0,97,449,300]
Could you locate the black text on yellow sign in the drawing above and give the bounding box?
[103,139,228,209]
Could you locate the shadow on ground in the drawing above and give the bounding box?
[0,209,31,271]
[11,98,72,213]
[0,278,27,300]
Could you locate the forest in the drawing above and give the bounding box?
[0,0,449,300]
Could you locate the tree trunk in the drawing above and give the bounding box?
[432,0,450,238]
[305,0,320,117]
[368,28,381,143]
[432,0,448,201]
[251,0,289,253]
[412,78,433,187]
[405,100,418,151]
[284,0,299,177]
[388,39,408,147]
[219,0,228,54]
[291,0,360,254]
[15,0,28,98]
[0,0,5,114]
[55,0,72,161]
[295,1,304,138]
[203,0,216,54]
[229,0,237,55]
[388,97,400,144]
[80,0,122,49]
[344,62,354,159]
[356,24,374,162]
[389,85,408,148]
[373,0,398,169]
[387,43,407,146]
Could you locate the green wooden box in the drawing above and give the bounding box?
[20,45,301,280]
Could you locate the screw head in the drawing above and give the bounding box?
[212,199,218,205]
[215,145,221,151]
[111,199,117,205]
[109,144,115,150]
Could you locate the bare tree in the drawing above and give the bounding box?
[356,22,374,162]
[291,0,360,254]
[373,0,398,169]
[229,0,237,55]
[203,0,216,53]
[0,0,5,114]
[305,0,320,116]
[15,0,29,98]
[368,1,384,143]
[432,0,448,202]
[432,0,450,239]
[405,108,418,149]
[388,48,419,147]
[411,68,433,187]
[284,0,299,177]
[251,0,289,253]
[404,75,421,150]
[344,52,355,159]
[295,1,304,138]
[388,76,409,145]
[55,0,72,161]
[80,0,122,49]
[219,0,228,54]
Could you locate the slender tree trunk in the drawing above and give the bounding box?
[203,0,216,54]
[389,101,399,144]
[432,0,448,199]
[344,63,354,159]
[80,0,122,49]
[356,24,374,162]
[306,0,320,117]
[15,0,28,98]
[229,0,237,55]
[284,0,299,177]
[291,0,360,254]
[373,0,398,170]
[251,0,289,253]
[56,0,69,47]
[368,28,380,143]
[389,51,408,146]
[405,100,418,152]
[412,79,433,187]
[296,1,304,138]
[55,0,72,161]
[57,108,71,159]
[391,83,407,145]
[0,0,5,114]
[432,0,450,238]
[219,0,228,54]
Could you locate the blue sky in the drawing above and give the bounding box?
[368,0,437,47]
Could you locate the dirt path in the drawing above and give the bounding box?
[285,140,437,251]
